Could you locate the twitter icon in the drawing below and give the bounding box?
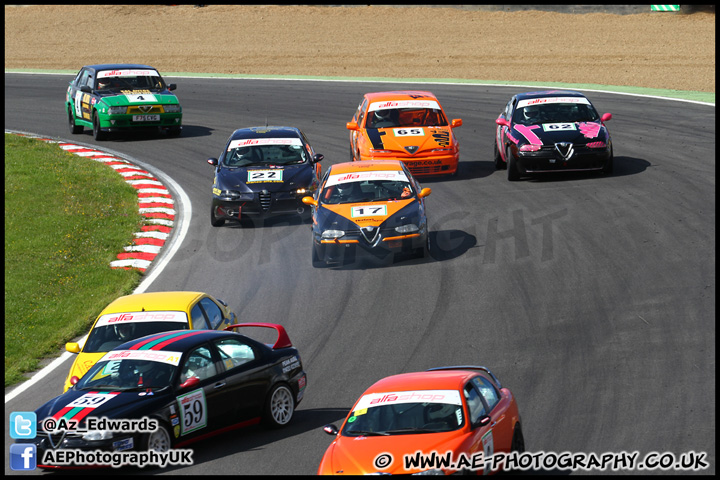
[10,412,36,439]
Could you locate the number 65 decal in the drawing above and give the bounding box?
[352,205,387,218]
[247,170,284,183]
[394,128,424,137]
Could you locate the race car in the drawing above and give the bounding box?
[63,291,236,392]
[317,366,523,475]
[17,324,306,469]
[346,91,462,177]
[207,126,324,226]
[494,90,613,180]
[65,63,182,140]
[301,160,431,267]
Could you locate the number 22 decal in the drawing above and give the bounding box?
[247,170,284,183]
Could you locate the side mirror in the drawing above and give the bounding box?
[180,376,201,390]
[302,196,317,207]
[451,118,463,128]
[207,157,219,166]
[313,153,324,163]
[168,84,177,91]
[495,117,510,128]
[418,187,432,198]
[81,85,92,94]
[601,113,612,122]
[323,424,339,435]
[66,342,80,354]
[346,121,359,131]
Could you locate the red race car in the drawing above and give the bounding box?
[318,366,524,475]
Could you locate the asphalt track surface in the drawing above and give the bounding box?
[4,73,715,475]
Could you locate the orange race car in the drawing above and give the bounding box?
[317,367,524,475]
[302,160,431,267]
[346,91,462,177]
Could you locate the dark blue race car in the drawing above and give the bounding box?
[207,126,324,226]
[494,90,613,180]
[15,324,307,469]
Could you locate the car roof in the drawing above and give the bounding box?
[99,291,206,315]
[515,90,588,101]
[361,369,480,395]
[328,160,405,176]
[363,91,439,102]
[84,63,158,72]
[115,329,237,353]
[228,126,303,141]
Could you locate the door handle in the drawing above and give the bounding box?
[214,382,226,389]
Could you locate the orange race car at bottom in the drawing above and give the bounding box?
[317,366,524,475]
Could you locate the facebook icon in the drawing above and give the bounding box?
[10,444,37,470]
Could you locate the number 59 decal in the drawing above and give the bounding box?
[177,388,207,435]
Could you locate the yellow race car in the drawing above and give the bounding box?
[63,291,236,392]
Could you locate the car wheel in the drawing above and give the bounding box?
[264,383,295,428]
[311,242,326,268]
[511,422,525,453]
[167,127,182,137]
[602,147,614,175]
[415,233,430,259]
[68,107,83,134]
[493,141,504,170]
[506,146,520,181]
[210,204,225,227]
[92,111,107,141]
[142,421,173,453]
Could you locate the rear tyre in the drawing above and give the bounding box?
[92,111,107,141]
[68,107,83,134]
[264,383,295,428]
[507,147,520,181]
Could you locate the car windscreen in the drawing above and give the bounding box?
[341,399,464,436]
[83,312,189,353]
[366,107,448,128]
[96,69,166,92]
[77,353,181,391]
[223,138,309,167]
[513,98,600,125]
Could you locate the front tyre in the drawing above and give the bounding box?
[68,107,83,134]
[311,242,326,268]
[93,111,108,141]
[493,141,505,170]
[141,421,173,453]
[264,383,295,428]
[602,146,614,175]
[210,204,225,227]
[511,423,525,453]
[507,146,520,181]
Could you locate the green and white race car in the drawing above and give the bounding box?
[66,63,182,140]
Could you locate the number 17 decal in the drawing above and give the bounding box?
[351,205,387,218]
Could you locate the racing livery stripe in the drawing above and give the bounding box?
[366,129,385,150]
[128,330,192,350]
[133,330,207,350]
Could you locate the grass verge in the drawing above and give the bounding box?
[4,134,144,387]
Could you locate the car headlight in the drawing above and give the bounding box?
[395,224,419,234]
[321,230,345,239]
[163,104,182,113]
[215,190,253,201]
[107,106,127,115]
[295,187,309,195]
[82,430,113,441]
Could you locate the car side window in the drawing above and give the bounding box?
[190,304,210,330]
[473,376,500,411]
[357,98,368,127]
[179,346,217,383]
[214,338,256,371]
[78,70,92,88]
[199,297,224,330]
[464,383,486,424]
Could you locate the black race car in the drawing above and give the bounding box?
[65,63,182,140]
[208,126,324,226]
[16,324,306,469]
[494,90,613,180]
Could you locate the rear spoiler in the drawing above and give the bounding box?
[224,322,292,349]
[427,365,502,389]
